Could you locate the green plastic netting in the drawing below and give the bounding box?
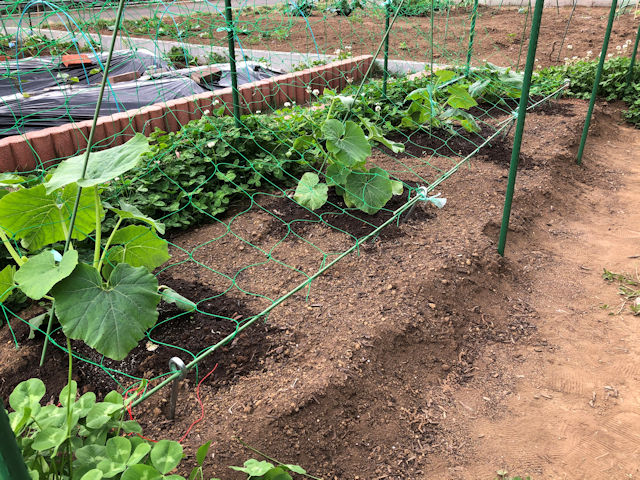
[0,0,613,403]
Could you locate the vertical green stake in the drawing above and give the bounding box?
[465,0,479,76]
[382,6,390,97]
[0,402,31,480]
[575,0,618,165]
[497,0,544,257]
[430,0,434,76]
[224,0,241,128]
[40,0,128,367]
[626,22,640,90]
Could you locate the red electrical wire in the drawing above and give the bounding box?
[123,385,157,443]
[119,363,218,444]
[179,363,218,444]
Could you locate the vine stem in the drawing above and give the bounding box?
[0,229,23,266]
[65,337,73,479]
[93,189,102,268]
[97,217,122,274]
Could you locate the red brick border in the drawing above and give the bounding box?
[0,55,374,172]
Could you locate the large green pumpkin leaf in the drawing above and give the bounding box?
[343,167,394,215]
[51,263,160,361]
[102,225,170,278]
[324,120,371,166]
[0,265,15,302]
[44,133,149,194]
[15,250,78,300]
[0,184,101,251]
[106,201,165,235]
[446,85,478,110]
[293,173,328,211]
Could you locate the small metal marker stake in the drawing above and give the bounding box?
[401,186,428,223]
[168,357,186,420]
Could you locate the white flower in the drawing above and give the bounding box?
[572,56,578,60]
[535,58,539,62]
[292,101,296,104]
[345,45,352,50]
[207,141,215,148]
[284,101,291,107]
[623,44,628,50]
[586,50,593,56]
[564,57,569,62]
[255,110,261,114]
[336,95,354,107]
[375,105,381,112]
[346,77,353,84]
[566,44,573,50]
[334,49,342,56]
[305,87,312,93]
[203,109,210,115]
[213,99,220,105]
[608,53,613,57]
[312,88,320,95]
[616,45,622,51]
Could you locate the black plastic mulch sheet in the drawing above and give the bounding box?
[0,50,282,137]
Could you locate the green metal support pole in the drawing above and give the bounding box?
[224,0,241,128]
[465,0,480,76]
[382,6,390,97]
[497,0,544,257]
[429,0,434,76]
[626,22,640,90]
[0,402,31,480]
[575,0,618,165]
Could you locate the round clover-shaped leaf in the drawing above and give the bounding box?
[9,378,45,414]
[121,464,162,480]
[80,470,104,480]
[32,427,67,451]
[52,263,160,361]
[230,459,276,476]
[150,440,183,474]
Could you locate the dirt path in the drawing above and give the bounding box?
[425,105,640,479]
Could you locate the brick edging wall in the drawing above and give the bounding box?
[0,55,374,172]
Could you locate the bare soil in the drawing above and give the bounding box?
[3,97,640,479]
[87,6,638,69]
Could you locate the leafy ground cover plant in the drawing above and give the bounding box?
[6,378,224,480]
[326,0,365,16]
[292,95,404,214]
[230,459,307,480]
[286,0,317,16]
[535,56,640,128]
[0,134,190,361]
[107,112,310,230]
[400,69,480,133]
